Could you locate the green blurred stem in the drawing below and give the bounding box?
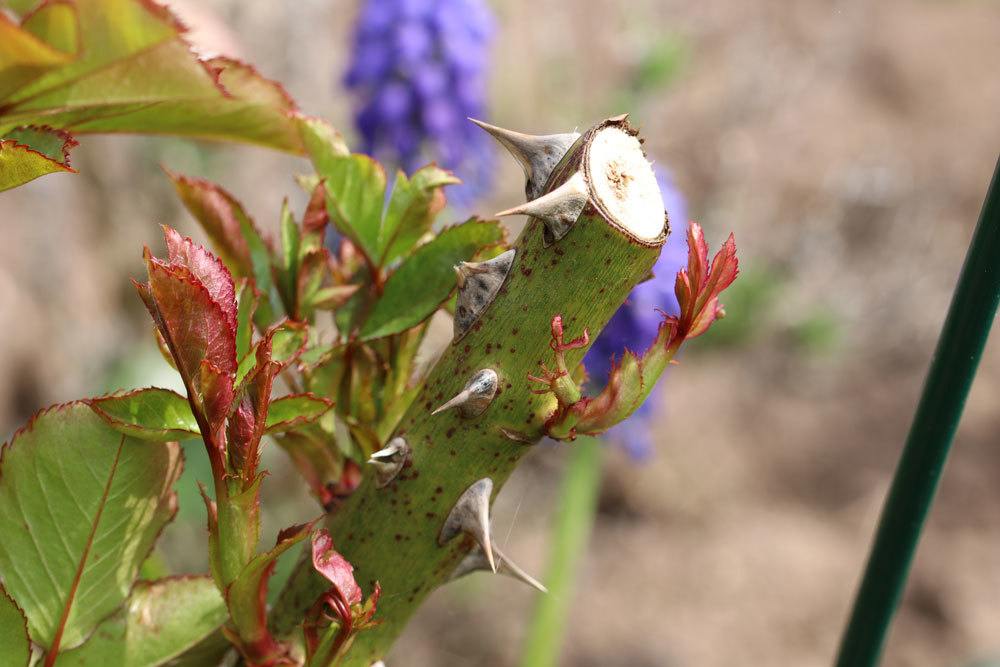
[835,156,1000,667]
[520,437,603,667]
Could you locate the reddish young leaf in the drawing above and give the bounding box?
[569,351,645,435]
[302,180,330,237]
[302,530,380,665]
[226,335,278,480]
[273,431,349,510]
[136,228,239,446]
[311,530,361,606]
[166,171,270,281]
[199,360,234,438]
[143,254,237,377]
[163,226,237,334]
[538,224,740,440]
[674,224,739,341]
[224,521,316,666]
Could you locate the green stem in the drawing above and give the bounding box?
[834,156,1000,667]
[215,476,261,587]
[520,437,602,667]
[269,118,666,664]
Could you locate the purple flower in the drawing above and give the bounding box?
[343,0,496,207]
[584,166,689,460]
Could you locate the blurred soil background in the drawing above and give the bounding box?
[2,0,999,665]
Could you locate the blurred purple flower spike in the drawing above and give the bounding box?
[584,166,689,460]
[343,0,497,208]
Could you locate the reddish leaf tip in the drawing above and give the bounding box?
[311,530,362,606]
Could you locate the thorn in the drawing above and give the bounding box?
[498,426,535,445]
[495,171,589,244]
[469,118,580,200]
[439,478,496,572]
[367,437,410,489]
[497,547,548,593]
[432,369,499,418]
[451,544,548,593]
[453,249,516,341]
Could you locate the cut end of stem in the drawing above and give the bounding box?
[586,125,665,242]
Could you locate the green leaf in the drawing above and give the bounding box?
[166,172,275,324]
[305,285,359,314]
[227,523,314,658]
[19,1,80,55]
[296,115,349,173]
[270,320,308,367]
[0,403,183,653]
[316,154,386,261]
[54,577,227,667]
[296,248,339,320]
[3,125,76,162]
[277,199,301,317]
[236,279,259,361]
[379,165,460,265]
[264,394,333,435]
[235,347,258,388]
[0,9,76,100]
[360,220,506,340]
[88,388,199,441]
[299,119,384,262]
[3,0,178,109]
[0,1,316,190]
[0,585,30,667]
[0,135,75,191]
[3,1,40,16]
[45,55,304,152]
[1,3,302,153]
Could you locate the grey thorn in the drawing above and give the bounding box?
[367,437,410,489]
[498,426,534,445]
[439,478,496,572]
[453,249,515,341]
[469,118,580,200]
[432,368,499,418]
[451,544,548,594]
[495,171,589,244]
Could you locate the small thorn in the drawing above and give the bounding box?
[482,528,496,572]
[496,547,548,593]
[451,545,548,593]
[440,478,497,572]
[470,118,580,200]
[432,369,499,418]
[453,249,516,341]
[367,437,410,488]
[495,171,589,244]
[431,390,470,416]
[498,426,535,445]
